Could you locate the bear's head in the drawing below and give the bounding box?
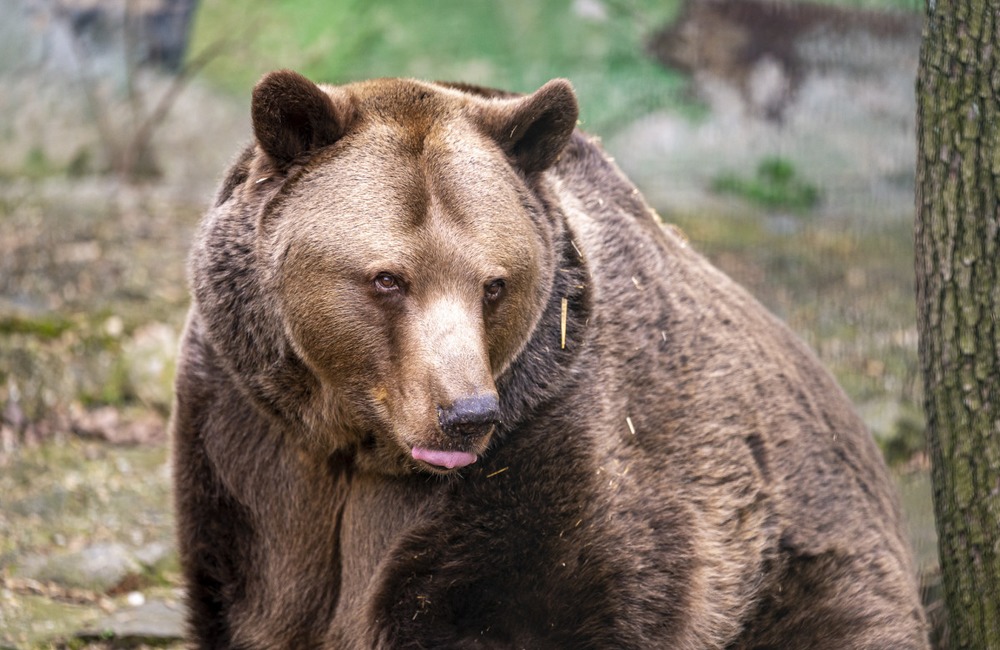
[192,71,579,475]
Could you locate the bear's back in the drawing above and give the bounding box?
[552,129,909,570]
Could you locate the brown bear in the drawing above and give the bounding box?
[171,69,929,649]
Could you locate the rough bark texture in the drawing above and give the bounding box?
[915,1,1000,647]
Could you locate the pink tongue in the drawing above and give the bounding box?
[411,447,477,469]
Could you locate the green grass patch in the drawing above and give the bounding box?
[712,157,821,213]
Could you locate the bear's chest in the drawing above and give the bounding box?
[326,430,694,649]
[328,451,627,647]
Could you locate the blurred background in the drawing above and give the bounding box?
[0,0,936,647]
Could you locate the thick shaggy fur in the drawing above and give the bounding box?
[172,71,929,648]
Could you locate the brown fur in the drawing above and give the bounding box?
[172,70,929,648]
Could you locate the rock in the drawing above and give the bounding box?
[134,541,173,570]
[71,405,166,445]
[123,322,179,411]
[77,597,185,644]
[0,592,104,649]
[14,543,141,592]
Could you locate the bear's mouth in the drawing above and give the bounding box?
[411,447,478,470]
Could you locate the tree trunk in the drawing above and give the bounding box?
[915,1,1000,647]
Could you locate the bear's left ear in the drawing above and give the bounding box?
[251,69,355,169]
[477,79,579,174]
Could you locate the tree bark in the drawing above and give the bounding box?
[915,1,1000,646]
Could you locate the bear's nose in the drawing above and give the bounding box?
[438,394,500,439]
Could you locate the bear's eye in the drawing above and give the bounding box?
[484,279,505,302]
[374,273,402,293]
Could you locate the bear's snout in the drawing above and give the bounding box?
[437,393,500,440]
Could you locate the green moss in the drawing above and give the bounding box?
[0,315,73,339]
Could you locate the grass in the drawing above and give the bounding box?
[712,157,821,213]
[191,0,686,132]
[189,0,922,133]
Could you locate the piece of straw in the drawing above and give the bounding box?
[560,297,568,349]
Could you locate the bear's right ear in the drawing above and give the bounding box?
[251,70,353,169]
[475,79,579,174]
